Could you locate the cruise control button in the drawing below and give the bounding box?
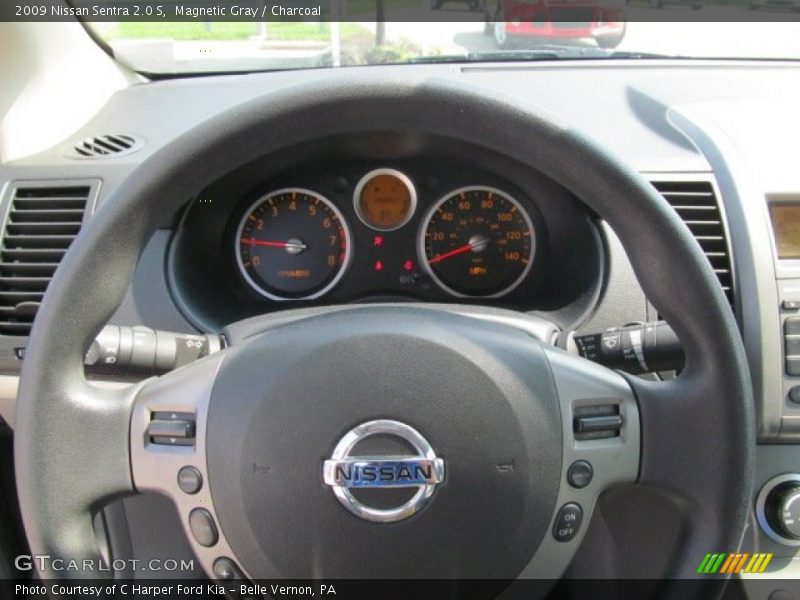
[786,318,800,335]
[787,357,800,377]
[567,460,593,489]
[189,508,218,547]
[148,419,194,439]
[784,300,800,311]
[790,386,800,404]
[787,337,800,356]
[148,412,196,446]
[213,557,240,581]
[553,503,583,542]
[177,466,203,494]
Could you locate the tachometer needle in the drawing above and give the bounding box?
[428,235,489,265]
[240,238,308,253]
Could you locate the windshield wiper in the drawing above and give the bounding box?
[410,50,563,63]
[605,50,680,60]
[409,47,678,64]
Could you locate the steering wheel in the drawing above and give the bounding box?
[14,75,754,597]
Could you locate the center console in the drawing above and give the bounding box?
[769,196,800,437]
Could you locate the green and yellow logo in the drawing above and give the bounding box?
[697,553,773,574]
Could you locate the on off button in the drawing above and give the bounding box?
[553,503,583,542]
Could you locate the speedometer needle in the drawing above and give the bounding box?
[428,235,489,265]
[428,243,473,265]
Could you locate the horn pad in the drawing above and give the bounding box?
[206,307,562,578]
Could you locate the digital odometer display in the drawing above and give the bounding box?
[770,203,800,259]
[236,188,351,300]
[420,187,535,298]
[354,169,417,231]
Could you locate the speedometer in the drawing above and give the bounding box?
[419,186,535,298]
[235,188,351,301]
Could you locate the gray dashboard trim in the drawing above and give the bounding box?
[461,59,800,73]
[668,105,783,440]
[577,222,648,335]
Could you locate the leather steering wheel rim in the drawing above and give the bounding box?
[14,74,754,596]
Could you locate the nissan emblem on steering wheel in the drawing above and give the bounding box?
[322,420,445,523]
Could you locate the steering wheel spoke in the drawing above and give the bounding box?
[519,347,641,578]
[13,377,141,578]
[129,352,248,580]
[624,372,756,578]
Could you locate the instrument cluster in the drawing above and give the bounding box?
[169,152,602,331]
[232,168,538,302]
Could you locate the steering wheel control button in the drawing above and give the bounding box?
[322,419,445,523]
[567,460,594,489]
[212,557,241,581]
[148,411,195,445]
[553,503,583,542]
[177,466,203,494]
[786,336,800,357]
[790,386,800,404]
[573,404,622,440]
[189,508,218,547]
[786,358,800,377]
[786,318,800,335]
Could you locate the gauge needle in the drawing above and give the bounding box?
[428,235,488,265]
[240,238,308,253]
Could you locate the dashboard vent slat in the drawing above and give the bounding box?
[7,223,83,236]
[0,263,58,277]
[652,180,734,308]
[11,209,87,222]
[1,248,67,262]
[70,134,143,159]
[0,184,91,336]
[3,235,75,249]
[0,322,36,335]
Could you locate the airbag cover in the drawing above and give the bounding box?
[206,307,561,578]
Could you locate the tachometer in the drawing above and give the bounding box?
[420,186,535,298]
[235,188,351,300]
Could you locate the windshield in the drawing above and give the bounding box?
[86,9,800,75]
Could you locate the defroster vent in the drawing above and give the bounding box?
[70,134,142,159]
[0,183,94,336]
[652,180,734,308]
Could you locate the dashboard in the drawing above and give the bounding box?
[3,55,800,585]
[168,135,602,331]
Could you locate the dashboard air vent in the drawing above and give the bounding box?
[70,134,142,159]
[652,180,734,307]
[0,184,92,336]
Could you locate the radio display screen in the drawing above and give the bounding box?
[770,203,800,259]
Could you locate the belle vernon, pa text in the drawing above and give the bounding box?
[17,583,337,597]
[48,3,322,17]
